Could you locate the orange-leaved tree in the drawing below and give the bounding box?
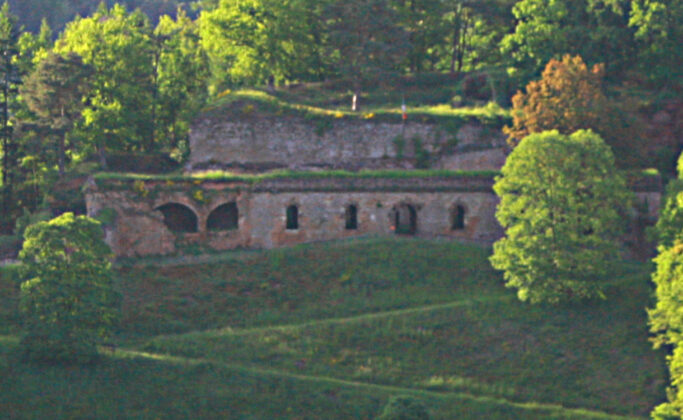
[504,55,642,167]
[505,55,607,146]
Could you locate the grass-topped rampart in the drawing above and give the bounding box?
[93,169,501,184]
[91,168,661,192]
[200,88,512,131]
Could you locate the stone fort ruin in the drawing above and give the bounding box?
[85,114,660,258]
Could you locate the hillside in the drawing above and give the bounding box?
[0,239,666,418]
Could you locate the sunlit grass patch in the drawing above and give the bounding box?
[139,259,663,417]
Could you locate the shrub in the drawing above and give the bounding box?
[19,213,120,363]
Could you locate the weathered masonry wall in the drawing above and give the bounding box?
[188,117,507,171]
[86,177,502,257]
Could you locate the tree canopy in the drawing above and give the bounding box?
[504,54,643,167]
[490,129,631,303]
[19,212,120,363]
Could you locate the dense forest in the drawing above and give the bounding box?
[7,0,192,32]
[0,0,680,230]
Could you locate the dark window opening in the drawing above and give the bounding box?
[394,204,417,235]
[452,205,466,230]
[156,203,198,233]
[207,202,238,231]
[345,204,358,230]
[286,205,299,230]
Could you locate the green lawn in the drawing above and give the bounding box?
[0,238,668,419]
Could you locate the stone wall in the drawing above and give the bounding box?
[86,177,503,257]
[86,174,661,258]
[188,116,507,171]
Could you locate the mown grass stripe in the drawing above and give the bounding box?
[147,295,515,341]
[114,348,641,420]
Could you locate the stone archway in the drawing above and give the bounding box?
[155,203,199,233]
[392,203,417,235]
[207,202,239,231]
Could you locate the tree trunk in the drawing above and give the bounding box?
[456,13,470,74]
[449,9,461,75]
[98,146,108,170]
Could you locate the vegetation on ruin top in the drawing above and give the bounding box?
[92,169,502,184]
[91,167,660,189]
[201,82,512,130]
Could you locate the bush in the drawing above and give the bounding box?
[19,213,120,363]
[376,395,430,420]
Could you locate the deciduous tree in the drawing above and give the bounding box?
[199,0,324,89]
[19,213,120,363]
[490,129,630,303]
[54,4,155,158]
[500,0,636,79]
[649,241,683,419]
[629,0,683,91]
[153,9,209,155]
[504,55,607,144]
[504,54,642,166]
[648,153,683,418]
[325,0,408,111]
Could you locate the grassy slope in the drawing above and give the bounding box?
[0,238,667,419]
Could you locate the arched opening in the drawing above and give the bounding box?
[393,204,417,235]
[156,203,198,233]
[451,205,466,230]
[345,204,358,230]
[207,202,239,231]
[286,205,299,230]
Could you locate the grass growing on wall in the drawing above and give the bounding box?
[0,238,665,419]
[202,88,512,130]
[92,169,501,184]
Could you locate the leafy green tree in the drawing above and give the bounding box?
[54,4,155,159]
[649,242,683,419]
[629,0,683,91]
[16,18,52,76]
[19,212,120,363]
[499,0,571,74]
[439,1,514,75]
[648,152,683,418]
[391,0,445,73]
[153,9,209,155]
[500,0,636,79]
[325,0,408,111]
[21,52,92,176]
[199,0,324,89]
[651,178,683,250]
[490,130,631,303]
